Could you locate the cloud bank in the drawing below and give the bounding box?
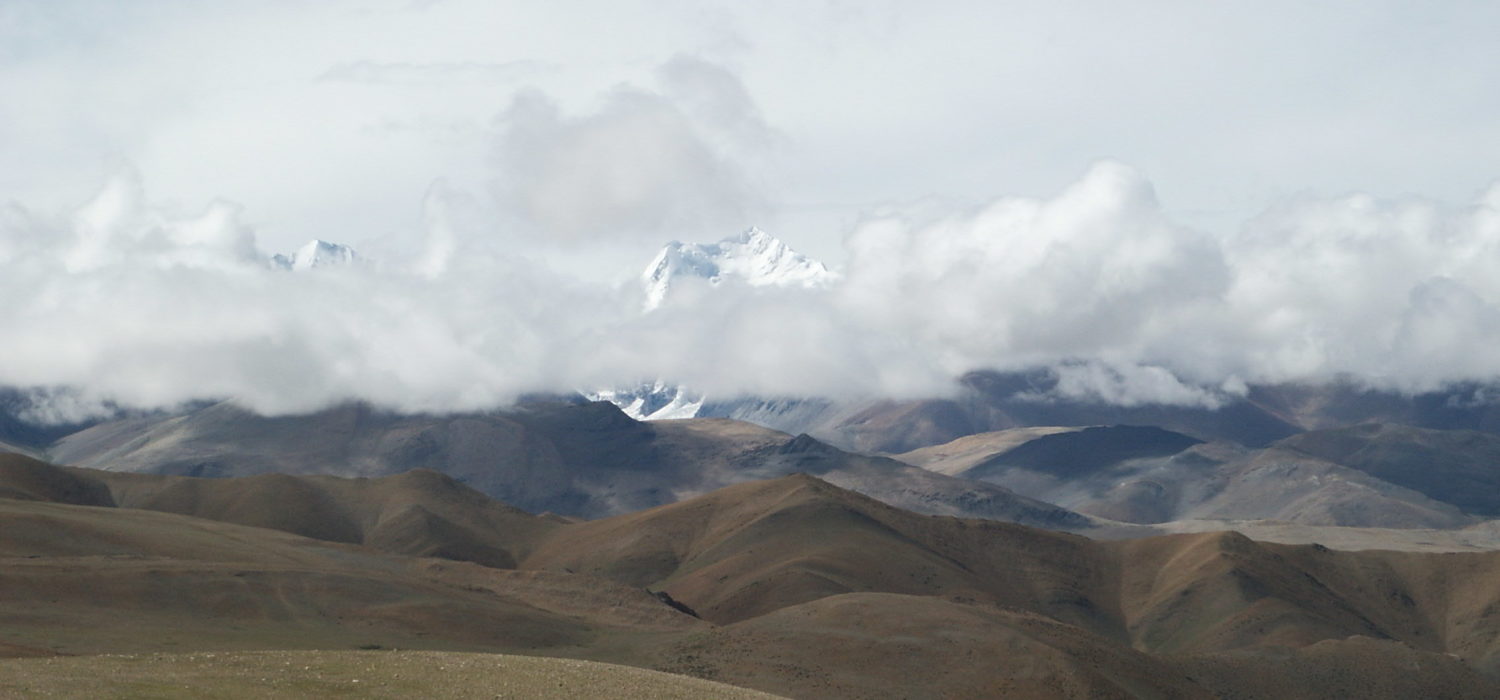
[5,157,1500,420]
[7,3,1500,420]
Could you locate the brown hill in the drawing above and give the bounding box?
[0,496,703,659]
[16,450,1500,673]
[523,474,1116,634]
[664,593,1500,700]
[0,453,114,506]
[523,473,1500,678]
[77,466,557,567]
[6,463,1500,698]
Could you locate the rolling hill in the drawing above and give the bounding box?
[5,455,1500,698]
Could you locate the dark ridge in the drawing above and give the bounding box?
[779,434,838,455]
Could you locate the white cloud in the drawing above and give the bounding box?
[9,3,1500,417]
[1026,362,1231,409]
[7,161,1500,419]
[835,161,1229,378]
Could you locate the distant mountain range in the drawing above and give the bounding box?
[8,391,1500,539]
[41,398,1085,528]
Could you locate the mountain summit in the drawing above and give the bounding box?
[592,228,835,421]
[271,239,361,271]
[641,227,834,310]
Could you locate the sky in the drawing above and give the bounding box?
[4,0,1500,419]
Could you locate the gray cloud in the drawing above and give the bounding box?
[491,56,771,243]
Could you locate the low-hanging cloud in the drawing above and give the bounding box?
[830,163,1500,402]
[6,154,1500,421]
[0,168,617,418]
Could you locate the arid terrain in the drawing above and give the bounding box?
[6,434,1500,699]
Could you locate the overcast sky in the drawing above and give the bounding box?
[5,1,1500,417]
[7,1,1500,265]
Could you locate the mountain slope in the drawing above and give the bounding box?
[893,426,1083,475]
[522,473,1500,676]
[661,593,1213,700]
[662,592,1499,700]
[723,370,1304,454]
[897,423,1481,528]
[523,474,1115,632]
[1178,446,1474,528]
[718,372,1500,456]
[1274,423,1500,516]
[965,425,1203,480]
[49,399,1090,527]
[0,453,115,506]
[78,465,558,567]
[0,497,703,658]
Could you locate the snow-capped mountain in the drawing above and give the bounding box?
[270,239,361,271]
[592,227,833,421]
[641,226,834,310]
[586,380,704,421]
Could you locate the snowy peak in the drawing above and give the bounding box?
[586,381,704,421]
[597,228,832,420]
[642,226,834,310]
[271,239,361,271]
